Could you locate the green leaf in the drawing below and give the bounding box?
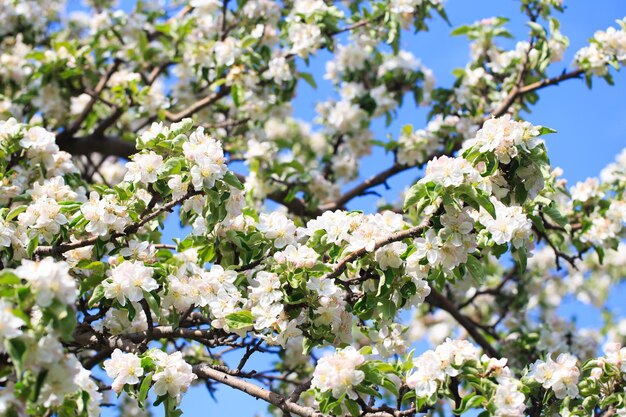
[527,21,546,36]
[138,373,153,407]
[465,255,485,284]
[58,305,77,341]
[143,291,161,322]
[231,84,242,107]
[88,284,106,308]
[516,247,528,273]
[538,126,557,135]
[378,299,396,321]
[161,157,185,175]
[0,271,20,286]
[27,238,38,258]
[453,393,486,414]
[222,171,244,190]
[345,398,360,417]
[6,338,27,377]
[6,206,26,222]
[299,72,317,89]
[32,370,48,402]
[450,25,471,36]
[455,185,496,218]
[543,204,568,227]
[472,189,496,218]
[403,182,427,210]
[225,310,254,329]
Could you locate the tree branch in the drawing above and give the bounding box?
[193,364,324,417]
[325,222,428,281]
[35,190,201,257]
[426,289,500,358]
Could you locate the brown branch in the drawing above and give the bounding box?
[35,190,201,257]
[193,364,324,417]
[60,60,121,139]
[489,69,585,119]
[194,363,417,417]
[57,134,136,159]
[426,289,500,358]
[165,87,231,122]
[320,163,409,211]
[320,69,585,213]
[325,223,428,281]
[329,14,386,36]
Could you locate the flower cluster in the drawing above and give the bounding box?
[150,350,197,402]
[104,349,144,393]
[421,156,481,188]
[183,127,228,190]
[575,18,626,75]
[103,260,158,306]
[478,199,533,248]
[16,257,78,307]
[407,338,480,397]
[465,115,542,164]
[528,353,580,399]
[311,346,365,399]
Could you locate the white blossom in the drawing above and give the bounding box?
[103,349,144,393]
[103,260,158,306]
[311,346,365,399]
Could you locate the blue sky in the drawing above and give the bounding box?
[80,1,626,415]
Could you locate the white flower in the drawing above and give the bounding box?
[311,346,365,399]
[480,200,532,248]
[493,378,526,417]
[464,115,541,163]
[375,241,407,270]
[74,363,102,417]
[16,258,77,307]
[0,300,24,349]
[213,37,240,67]
[70,93,91,115]
[183,127,227,190]
[422,156,480,188]
[18,197,68,242]
[0,218,16,247]
[248,271,282,307]
[103,349,144,393]
[151,351,197,401]
[108,70,141,88]
[168,175,189,200]
[604,342,626,372]
[19,126,58,155]
[251,302,284,330]
[326,100,366,132]
[264,56,292,83]
[81,191,130,236]
[570,178,603,202]
[257,212,297,248]
[139,121,170,146]
[397,127,440,166]
[408,339,479,397]
[289,23,323,57]
[528,353,580,399]
[414,229,442,266]
[273,244,319,268]
[103,260,158,306]
[96,305,148,335]
[124,152,164,184]
[406,350,444,397]
[190,0,220,12]
[390,0,422,14]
